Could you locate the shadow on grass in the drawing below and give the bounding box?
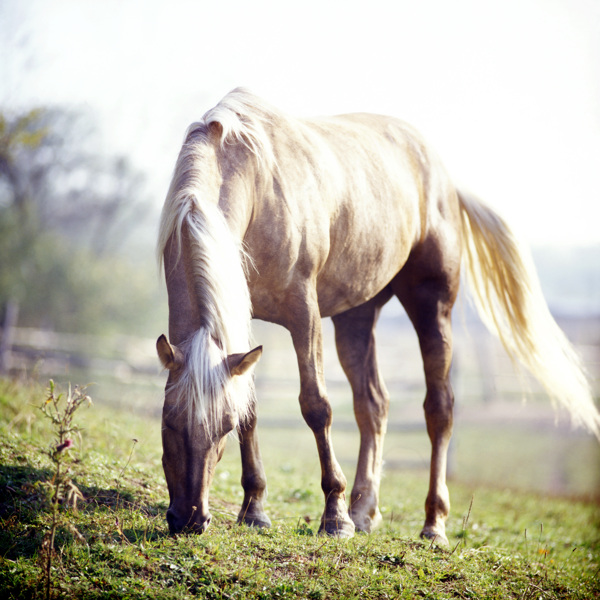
[0,464,52,518]
[77,482,171,544]
[79,483,152,511]
[0,464,171,559]
[0,465,52,559]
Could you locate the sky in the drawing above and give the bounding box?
[1,0,600,247]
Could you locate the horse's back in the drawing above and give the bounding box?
[245,109,460,319]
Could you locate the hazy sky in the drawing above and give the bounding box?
[2,0,599,246]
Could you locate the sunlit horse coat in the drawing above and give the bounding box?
[156,88,599,543]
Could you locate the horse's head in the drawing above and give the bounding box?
[156,333,262,534]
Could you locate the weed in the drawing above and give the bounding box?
[451,494,474,555]
[37,379,91,599]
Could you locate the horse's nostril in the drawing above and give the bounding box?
[166,508,212,534]
[166,509,178,533]
[194,513,212,533]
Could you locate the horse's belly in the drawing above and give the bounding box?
[315,243,410,317]
[248,248,402,323]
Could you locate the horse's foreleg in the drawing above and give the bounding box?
[287,296,355,538]
[237,413,271,529]
[332,294,391,532]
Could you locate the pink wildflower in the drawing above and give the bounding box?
[56,438,74,452]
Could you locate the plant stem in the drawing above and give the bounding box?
[46,460,61,600]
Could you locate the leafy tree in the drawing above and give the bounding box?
[0,107,164,335]
[0,108,146,254]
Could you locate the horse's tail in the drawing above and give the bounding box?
[457,189,600,440]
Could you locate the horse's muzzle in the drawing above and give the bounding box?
[166,508,212,534]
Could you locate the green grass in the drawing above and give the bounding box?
[0,378,599,599]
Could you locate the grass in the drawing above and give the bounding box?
[0,377,599,599]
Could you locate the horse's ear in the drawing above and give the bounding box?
[157,334,184,371]
[207,120,223,143]
[227,346,263,377]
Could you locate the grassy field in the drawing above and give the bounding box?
[0,377,599,599]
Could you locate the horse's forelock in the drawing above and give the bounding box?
[169,327,256,437]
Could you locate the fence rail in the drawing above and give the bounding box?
[1,325,159,378]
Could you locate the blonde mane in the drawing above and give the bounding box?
[156,89,277,433]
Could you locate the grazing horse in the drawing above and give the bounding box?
[156,88,599,544]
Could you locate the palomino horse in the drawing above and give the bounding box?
[156,88,599,544]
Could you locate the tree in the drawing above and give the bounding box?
[0,107,164,334]
[0,107,146,255]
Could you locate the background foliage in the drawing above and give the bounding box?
[0,107,164,335]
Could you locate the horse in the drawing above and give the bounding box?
[156,88,600,545]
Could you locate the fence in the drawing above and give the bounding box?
[0,325,159,379]
[1,314,599,497]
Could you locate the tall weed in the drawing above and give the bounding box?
[38,380,91,599]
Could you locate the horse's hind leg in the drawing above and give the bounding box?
[332,289,392,532]
[392,246,460,546]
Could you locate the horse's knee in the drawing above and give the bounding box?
[354,390,389,433]
[241,471,267,495]
[300,392,333,432]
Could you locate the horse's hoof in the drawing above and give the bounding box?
[350,508,382,533]
[319,517,356,538]
[420,528,449,547]
[237,513,272,529]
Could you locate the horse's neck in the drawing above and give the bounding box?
[215,149,263,241]
[164,230,204,346]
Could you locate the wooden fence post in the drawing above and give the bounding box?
[0,300,19,374]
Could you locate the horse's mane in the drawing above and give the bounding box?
[199,87,277,171]
[157,89,274,434]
